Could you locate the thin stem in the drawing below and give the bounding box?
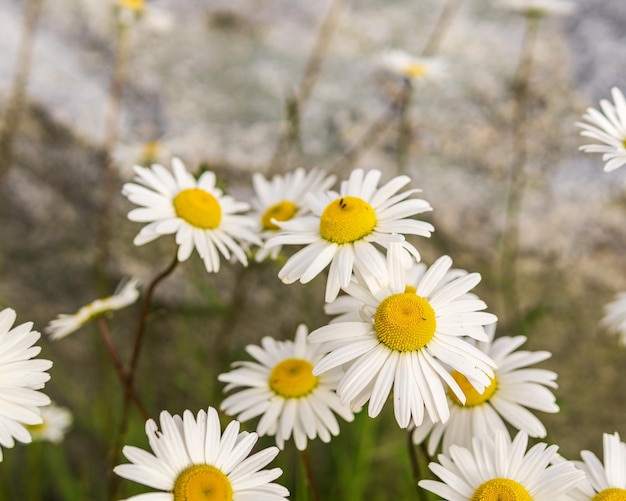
[299,448,321,501]
[0,0,44,188]
[421,0,464,57]
[407,431,429,501]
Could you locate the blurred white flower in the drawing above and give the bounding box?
[600,291,626,346]
[498,0,576,17]
[379,50,446,84]
[27,403,72,443]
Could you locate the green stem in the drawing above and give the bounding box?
[299,448,321,501]
[407,430,430,501]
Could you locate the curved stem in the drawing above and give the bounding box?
[407,430,429,501]
[299,448,321,501]
[421,0,464,57]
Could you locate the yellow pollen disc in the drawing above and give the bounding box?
[261,200,298,230]
[173,188,222,229]
[26,422,46,433]
[594,488,626,501]
[449,371,498,407]
[622,137,626,149]
[269,358,319,398]
[173,464,233,501]
[319,196,377,244]
[471,478,532,501]
[404,63,428,79]
[374,293,436,352]
[118,0,145,11]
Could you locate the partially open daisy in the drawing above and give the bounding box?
[265,168,434,302]
[568,432,626,501]
[600,291,626,346]
[0,308,52,461]
[419,431,585,501]
[252,167,336,262]
[123,158,261,273]
[45,277,140,340]
[379,50,446,85]
[26,402,72,443]
[413,323,559,455]
[114,407,289,501]
[309,251,497,428]
[577,87,626,172]
[219,324,355,450]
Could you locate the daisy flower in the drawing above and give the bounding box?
[114,407,289,501]
[45,277,140,340]
[0,308,52,461]
[218,324,355,450]
[600,291,626,346]
[499,0,575,17]
[577,87,626,172]
[413,323,559,455]
[27,402,72,443]
[419,430,585,501]
[265,168,434,302]
[309,250,497,428]
[251,167,336,262]
[379,50,446,85]
[117,0,144,12]
[568,432,626,501]
[122,158,261,273]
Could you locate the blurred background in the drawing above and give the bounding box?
[1,0,625,499]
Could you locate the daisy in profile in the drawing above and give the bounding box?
[252,167,336,262]
[0,308,52,460]
[379,50,446,85]
[567,432,626,501]
[265,168,434,302]
[27,403,72,443]
[577,87,626,172]
[419,431,585,500]
[309,250,497,428]
[114,407,289,501]
[600,291,626,346]
[499,0,575,17]
[219,324,355,450]
[413,323,559,455]
[122,158,260,273]
[45,277,140,340]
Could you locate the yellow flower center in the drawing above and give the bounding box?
[118,0,145,12]
[173,188,222,229]
[173,464,233,501]
[26,422,46,433]
[261,200,298,230]
[471,478,532,501]
[269,358,319,398]
[319,196,377,244]
[594,488,626,501]
[449,371,498,407]
[622,137,626,149]
[374,293,436,351]
[404,62,428,79]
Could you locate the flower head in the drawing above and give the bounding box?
[309,251,497,428]
[577,87,626,172]
[114,407,289,501]
[419,431,585,501]
[600,291,626,346]
[499,0,575,17]
[413,324,559,455]
[219,324,355,450]
[26,402,72,443]
[45,278,140,340]
[379,50,446,84]
[0,308,52,460]
[252,168,336,262]
[568,432,626,501]
[266,169,434,302]
[122,158,260,273]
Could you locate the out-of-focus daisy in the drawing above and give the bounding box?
[265,169,434,302]
[568,432,626,501]
[309,251,497,428]
[117,0,144,13]
[45,278,140,340]
[379,50,446,85]
[252,168,336,262]
[219,324,355,450]
[122,158,261,273]
[601,291,626,346]
[413,324,559,455]
[114,407,289,501]
[26,403,72,443]
[577,87,626,173]
[499,0,575,17]
[419,430,585,500]
[0,308,52,461]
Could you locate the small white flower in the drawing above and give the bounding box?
[252,167,336,262]
[27,403,72,443]
[601,291,626,346]
[114,407,289,501]
[419,431,585,501]
[0,308,52,461]
[122,158,261,273]
[379,50,446,84]
[577,87,626,172]
[45,278,140,340]
[266,169,434,302]
[219,324,355,450]
[498,0,576,17]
